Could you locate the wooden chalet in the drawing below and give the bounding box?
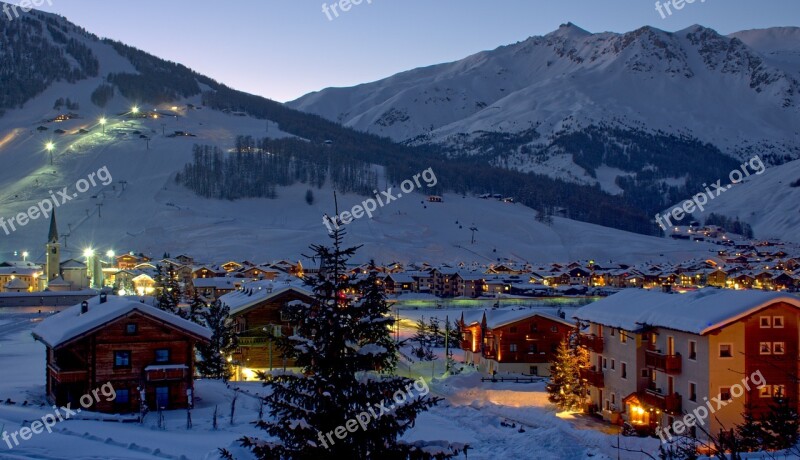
[31,294,211,413]
[219,281,315,380]
[459,309,574,376]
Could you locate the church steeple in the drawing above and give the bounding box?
[48,211,59,244]
[46,211,61,283]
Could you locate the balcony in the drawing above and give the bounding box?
[238,336,271,347]
[645,349,682,374]
[580,367,604,388]
[642,389,682,414]
[145,365,188,382]
[578,334,604,353]
[48,364,88,383]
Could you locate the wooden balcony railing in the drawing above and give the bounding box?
[645,349,682,374]
[643,389,682,414]
[48,364,88,383]
[238,336,271,347]
[580,367,604,388]
[145,365,188,382]
[578,334,604,353]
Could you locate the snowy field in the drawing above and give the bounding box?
[0,306,670,460]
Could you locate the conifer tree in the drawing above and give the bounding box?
[187,291,206,325]
[547,338,588,411]
[735,405,765,452]
[196,300,237,380]
[411,316,436,361]
[761,394,799,450]
[238,221,458,459]
[154,264,181,314]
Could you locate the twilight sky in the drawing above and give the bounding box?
[30,0,800,102]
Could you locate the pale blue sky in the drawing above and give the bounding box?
[30,0,800,102]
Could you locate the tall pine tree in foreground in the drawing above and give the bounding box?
[235,222,461,459]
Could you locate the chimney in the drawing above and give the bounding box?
[81,301,89,314]
[99,292,108,304]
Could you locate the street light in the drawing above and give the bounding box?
[99,117,107,134]
[22,251,28,261]
[45,141,55,165]
[83,248,95,258]
[132,106,139,115]
[106,250,115,259]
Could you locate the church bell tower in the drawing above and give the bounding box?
[45,211,60,283]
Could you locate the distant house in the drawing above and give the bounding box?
[31,295,210,413]
[192,277,240,300]
[60,259,88,290]
[4,277,29,293]
[383,273,416,295]
[428,195,443,203]
[0,264,42,292]
[221,261,244,273]
[116,253,148,270]
[192,265,225,279]
[459,310,573,376]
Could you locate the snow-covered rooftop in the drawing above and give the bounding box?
[192,277,240,289]
[462,308,574,329]
[219,279,314,315]
[32,295,211,347]
[573,288,800,335]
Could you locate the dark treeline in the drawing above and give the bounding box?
[705,213,755,239]
[104,40,216,104]
[0,15,98,115]
[176,138,378,200]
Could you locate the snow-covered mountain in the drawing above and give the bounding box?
[289,24,800,190]
[0,6,721,263]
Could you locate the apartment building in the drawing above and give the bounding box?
[573,289,800,439]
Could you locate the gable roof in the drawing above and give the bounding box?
[32,295,211,348]
[462,308,574,329]
[573,288,800,335]
[219,280,314,316]
[193,277,239,289]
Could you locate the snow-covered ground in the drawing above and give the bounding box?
[0,305,668,460]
